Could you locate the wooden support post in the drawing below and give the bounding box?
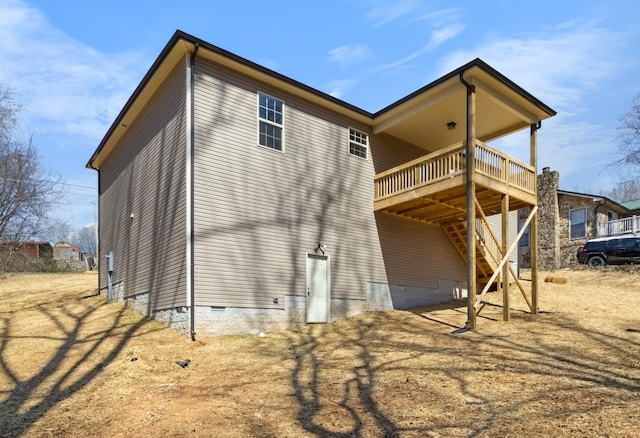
[502,194,510,321]
[530,124,539,314]
[465,80,477,329]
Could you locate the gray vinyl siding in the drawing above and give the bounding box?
[192,58,387,309]
[485,211,519,263]
[99,60,187,312]
[369,131,467,288]
[369,132,430,174]
[191,57,466,309]
[374,213,467,288]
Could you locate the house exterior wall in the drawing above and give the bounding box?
[96,54,472,337]
[188,57,467,334]
[98,60,188,313]
[484,211,519,263]
[557,196,629,266]
[53,242,81,261]
[22,242,40,260]
[557,195,596,267]
[519,168,634,269]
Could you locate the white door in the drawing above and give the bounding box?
[306,254,330,323]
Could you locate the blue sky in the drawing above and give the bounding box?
[0,0,639,231]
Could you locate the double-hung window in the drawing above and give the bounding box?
[258,93,283,151]
[349,128,368,159]
[569,208,586,239]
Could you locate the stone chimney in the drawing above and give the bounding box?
[536,168,560,269]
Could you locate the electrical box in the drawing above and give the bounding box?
[106,251,114,272]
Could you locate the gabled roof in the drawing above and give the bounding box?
[621,199,640,211]
[87,30,556,170]
[557,189,634,213]
[55,241,82,252]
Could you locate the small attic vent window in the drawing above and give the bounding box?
[349,128,368,159]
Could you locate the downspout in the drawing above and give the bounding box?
[459,71,475,329]
[189,43,199,341]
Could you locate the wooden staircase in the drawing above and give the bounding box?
[441,219,501,284]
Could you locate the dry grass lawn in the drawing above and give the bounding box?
[0,268,639,437]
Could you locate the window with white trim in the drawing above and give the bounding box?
[348,128,368,159]
[569,207,586,239]
[258,93,283,151]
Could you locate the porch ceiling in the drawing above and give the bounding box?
[372,63,555,152]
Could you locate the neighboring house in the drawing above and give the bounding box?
[53,242,82,261]
[5,241,53,260]
[518,167,640,269]
[23,241,53,260]
[621,199,640,216]
[86,31,555,337]
[0,241,53,270]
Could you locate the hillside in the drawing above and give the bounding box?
[0,269,639,437]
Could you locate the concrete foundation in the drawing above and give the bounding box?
[101,278,467,337]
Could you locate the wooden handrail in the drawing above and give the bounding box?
[374,140,536,201]
[375,141,464,178]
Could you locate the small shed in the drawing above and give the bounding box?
[53,242,82,261]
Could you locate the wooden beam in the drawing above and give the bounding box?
[441,222,468,263]
[502,194,510,321]
[396,194,468,217]
[374,175,465,211]
[530,123,539,314]
[474,207,536,310]
[465,80,477,329]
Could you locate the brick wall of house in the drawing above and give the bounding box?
[557,197,595,267]
[518,168,631,269]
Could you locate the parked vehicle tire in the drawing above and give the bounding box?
[587,255,606,267]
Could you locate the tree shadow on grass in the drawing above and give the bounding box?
[0,295,159,437]
[288,320,403,438]
[280,299,640,437]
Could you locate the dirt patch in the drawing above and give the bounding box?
[0,269,639,437]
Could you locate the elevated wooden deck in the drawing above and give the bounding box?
[374,140,538,325]
[374,140,536,224]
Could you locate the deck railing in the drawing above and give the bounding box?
[374,140,535,201]
[598,215,640,237]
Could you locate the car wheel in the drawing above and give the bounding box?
[587,255,605,267]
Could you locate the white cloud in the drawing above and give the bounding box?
[0,0,145,141]
[367,0,423,26]
[444,18,640,193]
[426,23,466,51]
[417,7,461,26]
[327,79,358,99]
[328,45,373,69]
[375,22,465,74]
[437,20,629,110]
[369,6,464,75]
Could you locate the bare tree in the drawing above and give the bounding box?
[70,225,97,255]
[41,218,73,245]
[616,93,640,167]
[0,86,62,269]
[603,176,640,203]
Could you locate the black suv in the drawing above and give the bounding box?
[576,235,640,267]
